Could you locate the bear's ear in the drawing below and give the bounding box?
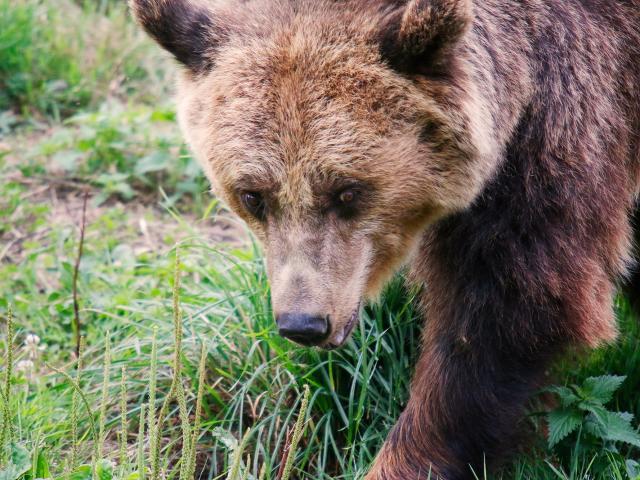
[129,0,223,74]
[379,0,473,74]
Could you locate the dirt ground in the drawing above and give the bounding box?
[1,169,248,266]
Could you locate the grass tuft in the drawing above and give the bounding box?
[137,403,147,480]
[227,429,253,480]
[0,0,171,118]
[280,385,311,480]
[0,306,14,463]
[69,337,85,469]
[119,365,128,477]
[97,330,111,462]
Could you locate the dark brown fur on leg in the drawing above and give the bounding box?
[625,207,640,316]
[367,9,640,468]
[367,1,640,476]
[627,268,640,318]
[368,105,634,478]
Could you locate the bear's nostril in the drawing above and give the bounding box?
[276,313,329,346]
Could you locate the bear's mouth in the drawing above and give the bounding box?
[325,302,361,350]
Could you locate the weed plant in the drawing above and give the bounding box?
[2,240,639,479]
[0,255,313,479]
[0,0,171,118]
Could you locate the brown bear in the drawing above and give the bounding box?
[130,0,640,478]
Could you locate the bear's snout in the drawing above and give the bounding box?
[276,312,330,346]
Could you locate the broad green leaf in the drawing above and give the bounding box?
[0,466,22,480]
[546,386,579,408]
[585,414,607,439]
[547,409,583,448]
[582,375,626,404]
[585,410,640,447]
[52,151,82,172]
[134,151,171,175]
[53,465,92,480]
[601,411,640,447]
[95,460,114,480]
[10,444,30,474]
[579,401,609,425]
[617,411,634,423]
[35,451,51,479]
[0,443,31,480]
[626,459,640,480]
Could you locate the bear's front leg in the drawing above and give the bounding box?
[365,316,550,479]
[366,185,627,479]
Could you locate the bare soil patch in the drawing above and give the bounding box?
[1,170,247,265]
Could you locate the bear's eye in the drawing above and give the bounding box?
[339,189,356,205]
[240,191,266,220]
[333,187,361,219]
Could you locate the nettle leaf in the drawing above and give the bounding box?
[618,411,635,423]
[585,410,640,447]
[95,459,114,480]
[579,401,609,423]
[585,414,607,439]
[0,466,22,480]
[0,443,31,480]
[546,385,580,408]
[134,151,171,175]
[582,402,613,439]
[547,409,583,448]
[10,444,30,471]
[582,375,626,404]
[52,150,83,172]
[601,411,640,447]
[53,465,92,480]
[626,459,640,480]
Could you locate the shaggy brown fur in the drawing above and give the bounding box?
[131,0,640,478]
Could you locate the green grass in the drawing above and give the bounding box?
[0,0,171,119]
[25,102,209,207]
[2,224,639,479]
[1,1,640,479]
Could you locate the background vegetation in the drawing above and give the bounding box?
[1,1,639,479]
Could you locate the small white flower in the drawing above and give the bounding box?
[16,359,34,373]
[23,333,46,360]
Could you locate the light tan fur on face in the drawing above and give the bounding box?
[171,0,503,347]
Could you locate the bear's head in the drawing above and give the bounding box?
[131,0,498,349]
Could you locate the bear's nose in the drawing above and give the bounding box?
[276,313,329,346]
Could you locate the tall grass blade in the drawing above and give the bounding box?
[120,366,128,476]
[280,385,311,480]
[149,326,160,480]
[227,429,252,480]
[137,403,147,480]
[70,337,86,469]
[153,251,183,480]
[185,344,208,480]
[0,306,14,464]
[97,331,111,461]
